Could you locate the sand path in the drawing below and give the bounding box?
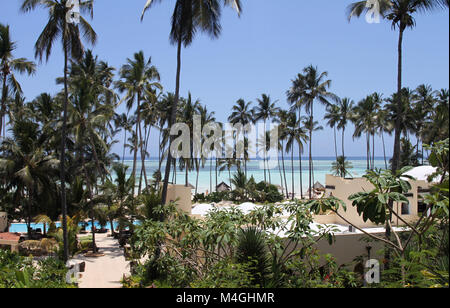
[73,233,129,288]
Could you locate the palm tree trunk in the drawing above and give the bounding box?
[309,107,313,200]
[81,154,97,254]
[372,133,375,169]
[342,128,345,158]
[132,115,139,194]
[122,129,127,164]
[138,94,148,194]
[195,160,199,194]
[27,187,33,240]
[185,160,189,187]
[281,142,288,199]
[334,127,338,162]
[277,154,283,194]
[215,158,218,192]
[60,28,69,263]
[392,27,405,174]
[366,133,370,170]
[0,71,7,139]
[209,158,212,193]
[291,149,295,200]
[298,143,303,199]
[382,131,388,169]
[158,129,162,173]
[263,121,267,183]
[162,36,182,205]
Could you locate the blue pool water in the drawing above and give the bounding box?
[8,221,120,233]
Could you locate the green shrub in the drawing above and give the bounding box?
[0,250,74,288]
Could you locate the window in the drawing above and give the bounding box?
[401,203,410,215]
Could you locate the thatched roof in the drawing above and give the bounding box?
[216,182,231,192]
[313,181,325,190]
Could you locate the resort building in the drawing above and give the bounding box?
[216,182,232,193]
[321,166,436,229]
[0,213,20,252]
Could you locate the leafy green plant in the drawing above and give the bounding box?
[0,250,74,288]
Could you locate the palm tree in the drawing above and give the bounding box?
[347,0,449,173]
[324,103,340,162]
[385,88,416,142]
[253,94,280,183]
[422,88,449,146]
[288,65,335,199]
[331,156,353,178]
[58,50,115,180]
[375,107,393,169]
[197,105,215,193]
[0,23,36,138]
[412,84,435,162]
[180,92,201,187]
[336,97,354,158]
[352,94,379,170]
[302,116,323,192]
[114,113,134,163]
[228,98,253,176]
[0,120,59,238]
[274,110,290,198]
[284,113,300,200]
[21,0,97,263]
[141,0,242,204]
[218,158,235,189]
[115,51,161,195]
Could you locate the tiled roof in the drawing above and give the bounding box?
[0,233,21,241]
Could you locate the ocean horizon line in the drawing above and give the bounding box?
[117,156,391,161]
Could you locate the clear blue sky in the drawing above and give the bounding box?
[1,0,449,158]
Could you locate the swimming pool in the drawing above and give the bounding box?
[8,221,120,233]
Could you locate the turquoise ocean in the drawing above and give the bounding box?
[120,157,387,194]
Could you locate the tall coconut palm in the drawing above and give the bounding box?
[0,23,36,138]
[274,110,290,198]
[288,65,335,199]
[180,92,201,187]
[21,0,97,262]
[385,88,416,141]
[141,0,242,204]
[253,94,280,183]
[228,98,253,176]
[294,119,309,199]
[114,113,134,163]
[196,105,215,193]
[336,97,354,158]
[347,0,449,172]
[284,113,300,200]
[375,106,393,169]
[352,95,378,170]
[412,84,435,162]
[324,103,340,162]
[422,88,449,146]
[115,51,161,195]
[302,116,323,191]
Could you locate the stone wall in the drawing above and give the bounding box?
[0,212,7,233]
